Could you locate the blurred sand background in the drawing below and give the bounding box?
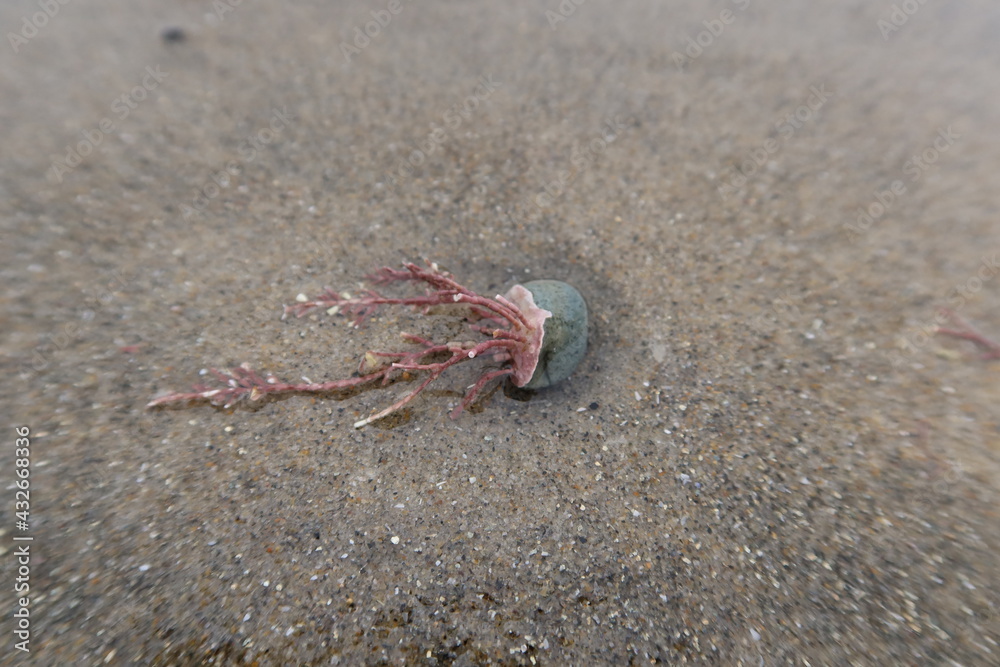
[2,0,999,664]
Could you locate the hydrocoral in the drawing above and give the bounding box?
[149,261,553,428]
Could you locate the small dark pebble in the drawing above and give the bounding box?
[161,27,186,43]
[589,402,599,410]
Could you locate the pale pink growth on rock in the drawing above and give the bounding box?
[501,284,551,387]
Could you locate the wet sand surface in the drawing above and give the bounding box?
[2,1,999,664]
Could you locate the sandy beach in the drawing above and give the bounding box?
[2,0,999,663]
